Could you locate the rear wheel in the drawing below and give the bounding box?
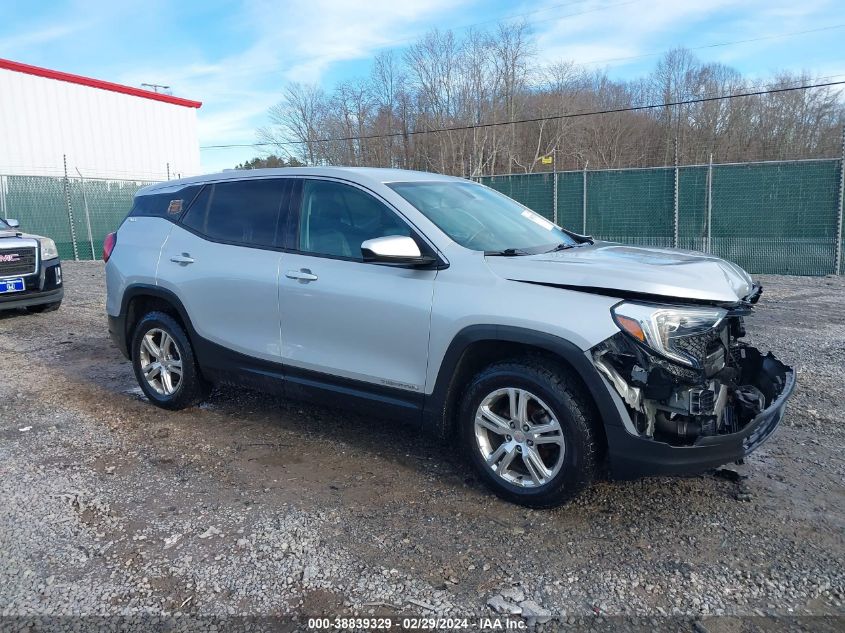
[458,357,599,507]
[131,311,208,410]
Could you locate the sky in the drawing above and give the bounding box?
[0,0,843,173]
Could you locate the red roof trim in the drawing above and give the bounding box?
[0,58,202,109]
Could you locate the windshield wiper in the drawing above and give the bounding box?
[485,248,532,257]
[544,242,577,253]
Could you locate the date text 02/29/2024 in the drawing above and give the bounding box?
[306,616,527,630]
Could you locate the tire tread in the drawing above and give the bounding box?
[459,356,599,508]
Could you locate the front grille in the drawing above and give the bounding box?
[0,247,37,276]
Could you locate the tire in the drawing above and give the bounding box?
[458,357,599,508]
[27,300,61,313]
[131,311,209,410]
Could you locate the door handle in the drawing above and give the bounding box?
[285,268,318,282]
[170,254,195,265]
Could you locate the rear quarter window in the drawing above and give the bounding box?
[130,186,201,219]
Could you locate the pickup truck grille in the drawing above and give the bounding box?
[0,247,37,276]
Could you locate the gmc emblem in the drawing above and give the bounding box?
[0,253,20,263]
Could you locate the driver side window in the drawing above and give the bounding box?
[297,179,410,260]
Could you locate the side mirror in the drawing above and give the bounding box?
[361,235,435,266]
[5,219,20,229]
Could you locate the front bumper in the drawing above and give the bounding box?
[0,259,63,311]
[604,352,795,479]
[0,286,64,310]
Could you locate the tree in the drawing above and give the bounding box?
[234,155,303,170]
[257,26,845,173]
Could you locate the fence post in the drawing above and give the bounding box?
[552,148,558,224]
[582,161,589,234]
[76,168,96,260]
[706,153,713,254]
[0,175,7,220]
[835,126,845,275]
[673,137,679,248]
[62,154,80,261]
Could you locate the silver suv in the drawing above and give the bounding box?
[105,168,794,507]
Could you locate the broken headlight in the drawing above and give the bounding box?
[611,302,727,369]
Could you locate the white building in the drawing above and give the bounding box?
[0,58,201,181]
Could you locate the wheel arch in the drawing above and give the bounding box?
[424,325,624,449]
[119,284,196,358]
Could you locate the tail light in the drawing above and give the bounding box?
[103,232,117,262]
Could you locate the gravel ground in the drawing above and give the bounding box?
[0,262,843,629]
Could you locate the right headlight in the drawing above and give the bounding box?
[611,302,727,368]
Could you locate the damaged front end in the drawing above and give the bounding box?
[591,286,795,475]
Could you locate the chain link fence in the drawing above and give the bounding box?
[0,174,155,261]
[480,158,845,276]
[2,157,844,276]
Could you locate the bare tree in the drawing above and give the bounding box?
[259,83,327,165]
[259,28,844,172]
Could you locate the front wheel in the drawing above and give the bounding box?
[131,311,208,410]
[458,358,599,507]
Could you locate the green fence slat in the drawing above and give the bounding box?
[483,173,556,220]
[678,166,708,252]
[2,162,842,273]
[710,160,840,275]
[2,175,152,261]
[584,167,674,246]
[4,175,76,260]
[478,158,843,275]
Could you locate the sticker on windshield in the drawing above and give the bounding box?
[521,209,555,231]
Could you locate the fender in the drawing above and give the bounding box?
[110,284,196,360]
[422,324,628,437]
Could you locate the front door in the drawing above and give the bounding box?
[278,178,436,397]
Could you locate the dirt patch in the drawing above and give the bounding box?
[0,262,842,621]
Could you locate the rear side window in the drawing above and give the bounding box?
[181,179,291,248]
[130,186,200,218]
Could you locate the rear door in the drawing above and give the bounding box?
[278,178,437,398]
[157,178,291,363]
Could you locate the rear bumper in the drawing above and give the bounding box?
[108,313,130,359]
[605,353,795,479]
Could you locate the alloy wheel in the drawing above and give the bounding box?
[138,328,183,396]
[474,387,565,488]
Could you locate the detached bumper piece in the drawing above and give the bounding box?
[593,326,795,479]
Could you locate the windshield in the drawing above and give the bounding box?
[0,218,9,229]
[388,181,578,253]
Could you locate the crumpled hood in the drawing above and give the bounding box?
[486,241,755,304]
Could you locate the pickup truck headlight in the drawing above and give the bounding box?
[611,302,727,367]
[39,238,59,260]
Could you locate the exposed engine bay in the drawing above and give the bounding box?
[591,287,792,446]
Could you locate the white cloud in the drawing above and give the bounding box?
[114,0,466,171]
[0,20,91,55]
[530,0,841,73]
